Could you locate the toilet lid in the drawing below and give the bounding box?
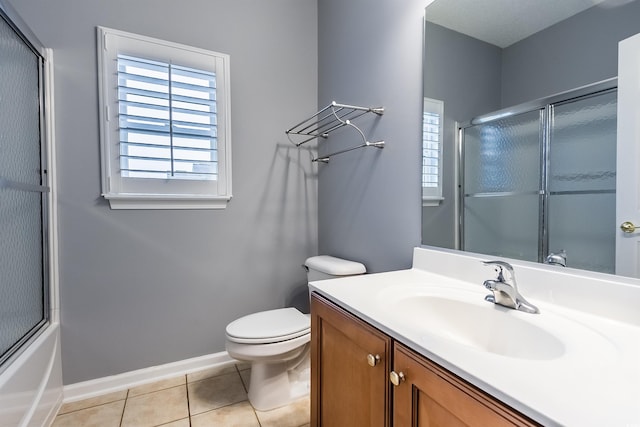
[226,307,311,344]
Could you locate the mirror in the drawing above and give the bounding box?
[421,0,640,276]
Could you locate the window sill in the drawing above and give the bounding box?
[103,193,232,210]
[422,197,444,207]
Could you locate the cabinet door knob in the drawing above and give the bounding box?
[389,370,406,386]
[367,354,381,367]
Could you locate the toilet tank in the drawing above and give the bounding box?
[304,255,366,282]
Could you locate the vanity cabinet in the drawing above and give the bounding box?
[311,293,540,427]
[310,293,392,427]
[392,343,539,427]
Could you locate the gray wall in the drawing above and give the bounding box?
[316,0,424,273]
[502,0,640,106]
[9,0,318,384]
[422,22,502,249]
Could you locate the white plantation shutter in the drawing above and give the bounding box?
[118,55,218,181]
[422,97,444,205]
[98,27,232,209]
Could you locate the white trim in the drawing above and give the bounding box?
[453,121,461,250]
[62,351,235,403]
[103,193,232,210]
[42,47,65,427]
[422,197,444,207]
[44,48,60,323]
[616,33,640,277]
[422,97,444,202]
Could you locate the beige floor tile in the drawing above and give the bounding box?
[128,375,186,397]
[58,390,128,414]
[121,385,189,427]
[235,361,251,371]
[186,363,237,383]
[187,371,247,415]
[255,396,311,427]
[239,369,250,392]
[52,400,125,427]
[156,418,190,427]
[191,401,260,427]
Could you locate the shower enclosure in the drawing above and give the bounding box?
[0,9,50,369]
[460,80,617,274]
[0,2,62,426]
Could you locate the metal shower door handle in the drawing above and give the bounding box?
[621,221,639,234]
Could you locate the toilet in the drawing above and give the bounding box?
[225,255,366,411]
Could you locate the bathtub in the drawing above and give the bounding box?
[0,323,63,427]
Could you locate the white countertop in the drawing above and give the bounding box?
[309,247,640,427]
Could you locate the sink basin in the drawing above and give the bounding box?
[373,283,617,363]
[392,295,565,360]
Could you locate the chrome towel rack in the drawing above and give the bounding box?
[285,101,385,163]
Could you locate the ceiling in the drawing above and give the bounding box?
[425,0,617,48]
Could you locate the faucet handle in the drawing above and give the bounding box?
[482,260,514,272]
[482,260,515,284]
[545,250,567,267]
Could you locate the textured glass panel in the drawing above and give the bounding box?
[548,193,615,274]
[463,194,539,262]
[549,90,617,193]
[0,16,46,364]
[0,18,41,186]
[0,189,44,359]
[463,110,541,194]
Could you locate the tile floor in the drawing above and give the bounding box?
[52,363,310,427]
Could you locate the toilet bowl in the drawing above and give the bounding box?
[225,255,366,411]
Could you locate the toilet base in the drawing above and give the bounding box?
[247,347,310,411]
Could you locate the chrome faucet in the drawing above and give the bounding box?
[545,250,567,267]
[482,261,539,314]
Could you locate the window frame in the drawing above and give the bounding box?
[97,27,232,210]
[422,97,444,206]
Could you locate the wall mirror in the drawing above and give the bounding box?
[421,0,640,277]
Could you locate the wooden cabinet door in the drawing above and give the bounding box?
[311,293,392,427]
[392,343,540,427]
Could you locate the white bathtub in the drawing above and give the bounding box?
[0,323,63,427]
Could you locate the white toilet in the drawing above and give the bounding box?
[225,255,366,411]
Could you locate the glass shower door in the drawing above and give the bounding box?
[0,11,49,368]
[547,90,617,273]
[462,110,542,261]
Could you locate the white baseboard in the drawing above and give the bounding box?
[62,351,235,403]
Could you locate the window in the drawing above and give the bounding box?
[422,97,444,206]
[97,27,232,209]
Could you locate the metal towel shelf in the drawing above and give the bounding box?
[285,101,385,163]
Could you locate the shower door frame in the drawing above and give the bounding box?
[0,2,52,372]
[458,78,618,263]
